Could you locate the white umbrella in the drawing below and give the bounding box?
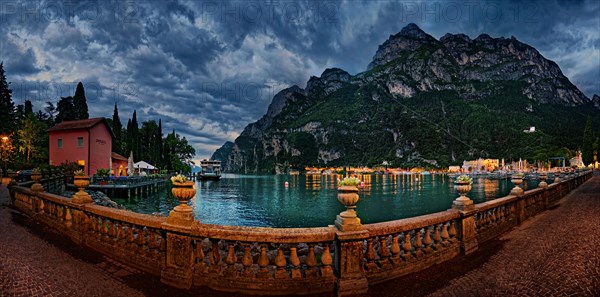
[134,161,156,170]
[128,151,134,176]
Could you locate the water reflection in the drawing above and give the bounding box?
[114,173,550,228]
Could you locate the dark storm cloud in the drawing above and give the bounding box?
[0,0,598,160]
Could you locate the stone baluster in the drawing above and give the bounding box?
[490,208,496,224]
[64,208,72,228]
[209,240,221,274]
[116,223,125,250]
[102,219,109,241]
[448,221,457,242]
[364,238,377,271]
[305,244,318,277]
[423,228,433,253]
[136,227,146,255]
[401,232,413,260]
[241,243,254,277]
[440,222,450,246]
[320,244,334,277]
[257,244,270,278]
[193,240,207,274]
[127,225,136,251]
[378,236,391,268]
[413,229,423,257]
[274,246,288,279]
[224,242,237,276]
[390,235,401,265]
[289,247,301,279]
[433,224,442,248]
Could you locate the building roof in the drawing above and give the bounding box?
[111,152,128,161]
[48,118,115,139]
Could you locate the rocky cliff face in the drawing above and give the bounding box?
[213,23,598,173]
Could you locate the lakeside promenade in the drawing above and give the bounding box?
[1,175,599,296]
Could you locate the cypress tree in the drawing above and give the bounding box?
[157,119,163,167]
[130,110,139,160]
[73,82,89,120]
[112,103,123,154]
[0,62,16,134]
[582,117,593,165]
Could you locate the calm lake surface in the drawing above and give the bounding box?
[113,173,546,228]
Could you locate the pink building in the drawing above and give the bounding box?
[48,118,114,176]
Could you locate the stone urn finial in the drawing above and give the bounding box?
[72,171,93,204]
[335,177,362,231]
[167,174,196,225]
[538,172,548,188]
[452,175,473,210]
[30,168,44,192]
[554,170,561,183]
[510,173,524,195]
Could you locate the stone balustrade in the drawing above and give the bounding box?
[8,169,593,296]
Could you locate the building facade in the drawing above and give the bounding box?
[48,118,114,176]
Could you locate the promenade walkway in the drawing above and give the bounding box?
[1,176,599,296]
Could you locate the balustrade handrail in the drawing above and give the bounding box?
[13,185,166,229]
[363,209,460,237]
[191,222,336,243]
[7,169,593,296]
[473,195,517,212]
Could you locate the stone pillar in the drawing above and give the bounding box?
[334,229,369,297]
[333,184,369,296]
[452,179,478,255]
[160,180,197,289]
[160,223,194,289]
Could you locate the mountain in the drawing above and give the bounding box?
[213,23,600,174]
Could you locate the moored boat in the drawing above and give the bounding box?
[199,160,221,181]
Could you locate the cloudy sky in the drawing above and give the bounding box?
[1,0,598,160]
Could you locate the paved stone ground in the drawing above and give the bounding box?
[2,176,599,297]
[370,175,600,297]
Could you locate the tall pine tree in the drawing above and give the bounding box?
[582,116,593,165]
[157,119,163,167]
[0,62,16,134]
[131,110,139,159]
[73,82,89,120]
[111,103,123,154]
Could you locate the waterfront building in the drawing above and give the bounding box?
[48,118,114,176]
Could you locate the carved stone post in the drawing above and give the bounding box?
[161,179,197,289]
[334,185,369,296]
[451,178,478,255]
[160,223,194,289]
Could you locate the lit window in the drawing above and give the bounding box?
[77,137,84,147]
[77,160,85,166]
[57,139,63,148]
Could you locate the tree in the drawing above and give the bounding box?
[582,116,593,165]
[111,103,123,154]
[156,119,163,167]
[73,82,89,120]
[44,101,57,125]
[163,129,195,172]
[55,96,76,123]
[0,62,16,134]
[17,113,47,163]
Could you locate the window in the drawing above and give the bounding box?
[77,137,84,147]
[57,139,63,148]
[77,160,85,166]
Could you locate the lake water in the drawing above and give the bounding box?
[113,173,545,228]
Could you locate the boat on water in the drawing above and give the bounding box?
[198,160,221,181]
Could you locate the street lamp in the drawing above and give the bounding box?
[1,134,10,177]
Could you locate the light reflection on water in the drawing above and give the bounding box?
[114,173,547,228]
